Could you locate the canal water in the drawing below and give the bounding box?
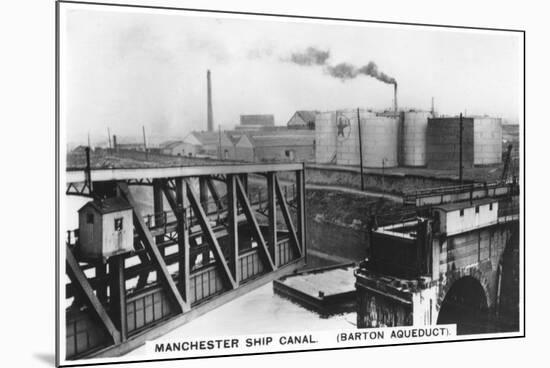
[125,282,356,357]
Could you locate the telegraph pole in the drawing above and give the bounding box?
[218,125,222,159]
[357,108,365,191]
[142,126,148,160]
[459,113,463,184]
[107,128,112,154]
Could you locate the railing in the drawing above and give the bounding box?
[66,183,297,247]
[66,307,110,359]
[403,181,518,207]
[126,286,174,334]
[238,249,265,282]
[65,238,295,359]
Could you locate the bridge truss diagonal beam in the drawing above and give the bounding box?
[274,176,302,258]
[236,175,276,272]
[65,245,121,344]
[226,175,240,283]
[186,179,238,290]
[160,179,191,302]
[117,182,189,314]
[295,168,306,259]
[205,177,224,211]
[266,172,278,265]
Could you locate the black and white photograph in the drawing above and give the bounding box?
[53,0,526,366]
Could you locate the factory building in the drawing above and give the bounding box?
[183,131,235,159]
[234,114,275,131]
[287,110,318,130]
[234,130,315,163]
[158,140,191,156]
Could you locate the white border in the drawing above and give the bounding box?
[54,1,526,367]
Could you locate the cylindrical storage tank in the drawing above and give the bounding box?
[473,117,502,165]
[426,117,474,170]
[361,116,399,168]
[315,112,337,163]
[402,111,432,166]
[336,109,375,166]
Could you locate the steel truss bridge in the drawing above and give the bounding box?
[62,163,306,360]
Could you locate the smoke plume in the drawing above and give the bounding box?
[288,47,396,85]
[289,47,330,66]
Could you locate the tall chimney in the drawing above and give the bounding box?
[394,83,398,113]
[207,69,214,132]
[113,134,118,153]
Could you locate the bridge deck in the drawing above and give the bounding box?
[66,162,303,183]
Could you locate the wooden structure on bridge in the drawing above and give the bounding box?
[62,162,306,359]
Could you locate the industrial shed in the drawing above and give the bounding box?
[234,130,315,163]
[183,131,235,159]
[234,114,276,131]
[287,110,318,130]
[158,140,194,156]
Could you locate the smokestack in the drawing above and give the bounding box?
[113,134,118,153]
[394,83,398,113]
[207,70,214,132]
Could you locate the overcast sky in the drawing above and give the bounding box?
[60,5,522,146]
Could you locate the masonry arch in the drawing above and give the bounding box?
[437,276,489,335]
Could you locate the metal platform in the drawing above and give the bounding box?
[273,263,356,317]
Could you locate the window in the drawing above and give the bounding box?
[475,206,479,214]
[114,217,123,231]
[86,213,94,224]
[489,203,493,211]
[285,149,296,161]
[459,209,464,217]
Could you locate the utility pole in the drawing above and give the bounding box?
[85,146,93,193]
[357,108,365,191]
[207,70,214,132]
[218,125,222,159]
[459,113,463,184]
[382,157,387,198]
[87,132,91,149]
[142,125,148,161]
[107,128,112,154]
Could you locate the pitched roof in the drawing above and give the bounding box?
[294,110,317,124]
[191,131,232,146]
[159,140,184,149]
[243,131,315,147]
[79,197,132,215]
